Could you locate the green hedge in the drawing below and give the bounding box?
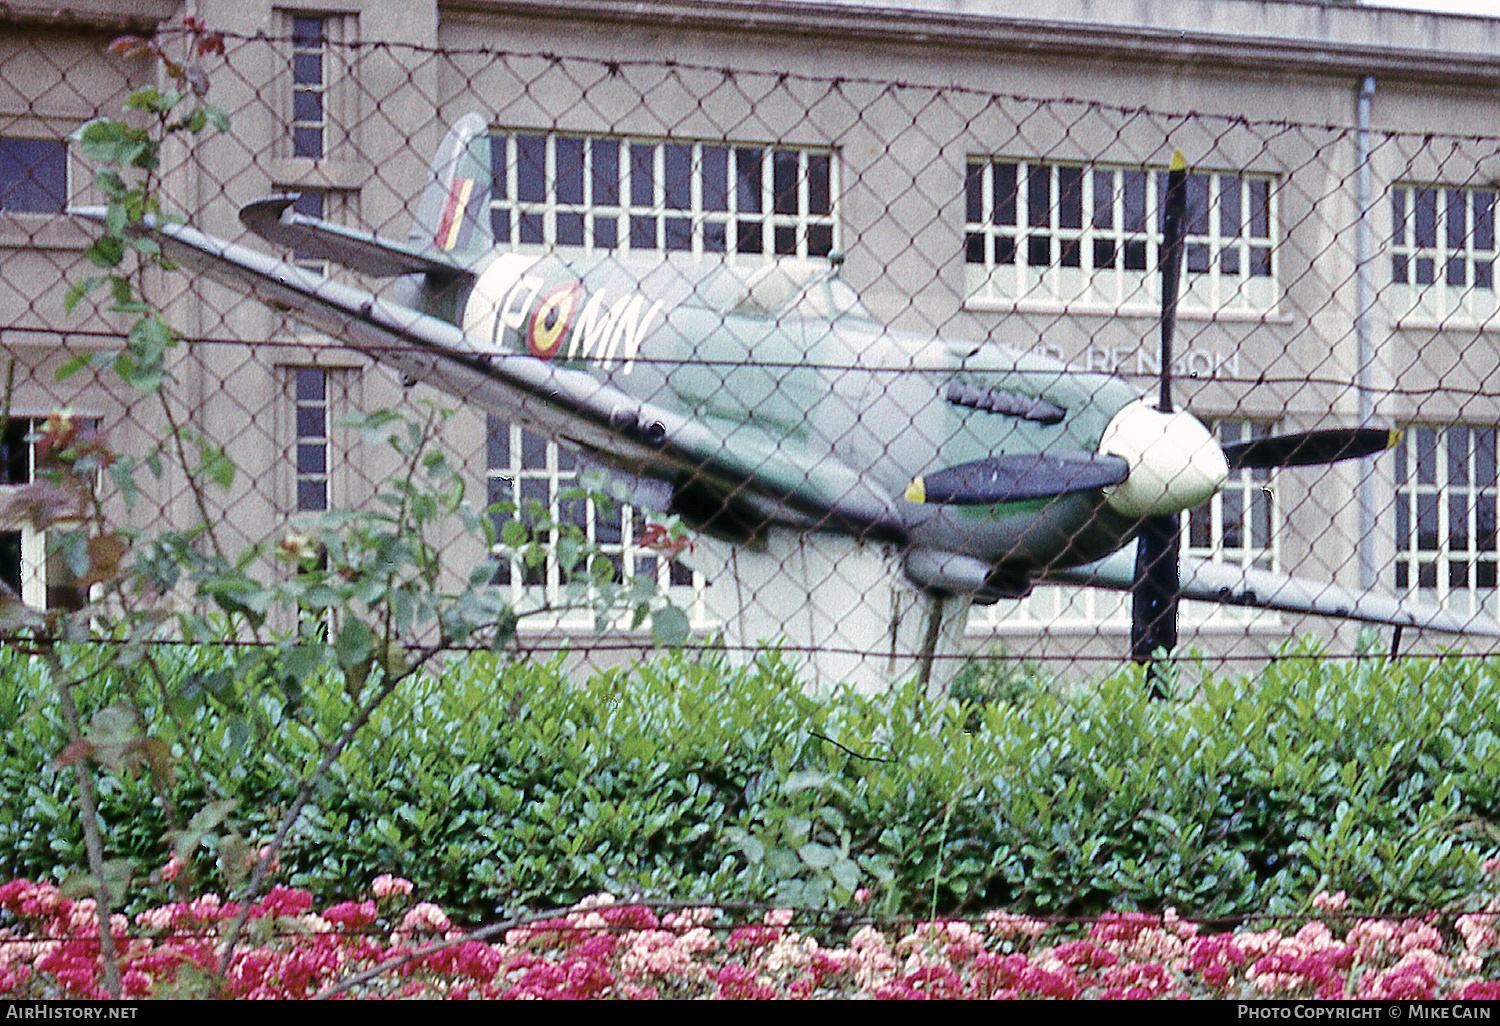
[2,642,1498,920]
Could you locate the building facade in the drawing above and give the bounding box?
[4,0,1500,673]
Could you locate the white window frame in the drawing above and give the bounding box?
[485,417,704,629]
[963,158,1278,317]
[1393,424,1499,622]
[970,419,1280,633]
[1389,182,1499,327]
[489,131,838,261]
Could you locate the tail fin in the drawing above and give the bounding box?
[410,113,492,257]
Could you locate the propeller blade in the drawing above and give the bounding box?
[1131,149,1189,672]
[1222,427,1401,470]
[904,453,1128,505]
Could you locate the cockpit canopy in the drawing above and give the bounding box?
[662,259,873,322]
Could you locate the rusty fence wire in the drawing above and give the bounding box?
[2,24,1500,684]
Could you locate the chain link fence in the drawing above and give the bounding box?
[4,23,1500,679]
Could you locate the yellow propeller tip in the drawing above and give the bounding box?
[1388,429,1404,449]
[1170,149,1186,171]
[905,478,926,503]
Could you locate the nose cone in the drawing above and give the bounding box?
[1099,401,1229,518]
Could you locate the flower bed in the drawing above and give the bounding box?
[4,873,1500,999]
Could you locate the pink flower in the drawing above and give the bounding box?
[1311,890,1348,914]
[372,874,414,899]
[401,902,452,933]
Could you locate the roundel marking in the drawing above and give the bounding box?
[528,281,584,360]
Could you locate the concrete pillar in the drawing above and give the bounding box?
[688,530,971,696]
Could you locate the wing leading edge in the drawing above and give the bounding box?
[1046,545,1500,637]
[70,207,904,542]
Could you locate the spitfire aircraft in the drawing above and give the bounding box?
[76,114,1498,661]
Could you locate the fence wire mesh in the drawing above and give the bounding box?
[6,22,1500,681]
[8,11,1500,998]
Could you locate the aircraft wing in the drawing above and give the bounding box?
[1044,545,1500,638]
[72,209,904,541]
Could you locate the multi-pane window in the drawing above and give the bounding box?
[1186,421,1277,573]
[1394,426,1498,619]
[0,137,66,213]
[489,133,836,259]
[289,15,326,159]
[293,367,329,512]
[1390,183,1498,323]
[964,160,1276,313]
[485,416,698,621]
[0,417,88,609]
[975,420,1278,630]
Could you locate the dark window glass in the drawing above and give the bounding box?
[1221,248,1240,276]
[1447,257,1466,287]
[486,416,509,469]
[1093,239,1115,269]
[966,232,986,264]
[665,216,691,251]
[1416,257,1435,286]
[591,139,618,206]
[965,163,983,224]
[1449,190,1468,250]
[1057,167,1082,230]
[993,163,1017,226]
[1222,489,1243,549]
[1092,169,1113,230]
[593,216,617,250]
[1392,188,1406,243]
[297,442,326,476]
[663,144,691,210]
[556,211,584,247]
[292,53,322,86]
[521,430,548,469]
[1026,235,1049,266]
[702,147,728,213]
[1478,428,1498,485]
[1059,239,1080,268]
[735,149,761,213]
[1248,180,1270,239]
[491,136,508,200]
[517,135,546,203]
[295,366,325,402]
[1027,166,1049,229]
[996,236,1016,265]
[703,221,726,253]
[555,137,584,205]
[297,479,326,512]
[1124,240,1147,271]
[491,207,511,241]
[1391,254,1409,284]
[0,531,18,598]
[1415,187,1438,248]
[1186,174,1210,237]
[293,127,322,159]
[296,405,324,440]
[1450,426,1470,486]
[1220,177,1240,238]
[1478,260,1494,290]
[0,420,28,485]
[807,153,831,216]
[291,16,323,46]
[736,220,762,254]
[772,150,798,215]
[1187,243,1209,274]
[1417,427,1438,485]
[1396,496,1410,550]
[631,144,655,208]
[520,212,544,246]
[1123,171,1147,234]
[774,224,796,255]
[631,214,656,249]
[1477,191,1495,250]
[1417,494,1440,550]
[1451,494,1470,550]
[807,224,833,258]
[1250,247,1271,277]
[293,89,322,124]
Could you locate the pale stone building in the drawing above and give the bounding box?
[4,0,1500,675]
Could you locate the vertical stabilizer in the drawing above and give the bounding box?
[410,112,492,257]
